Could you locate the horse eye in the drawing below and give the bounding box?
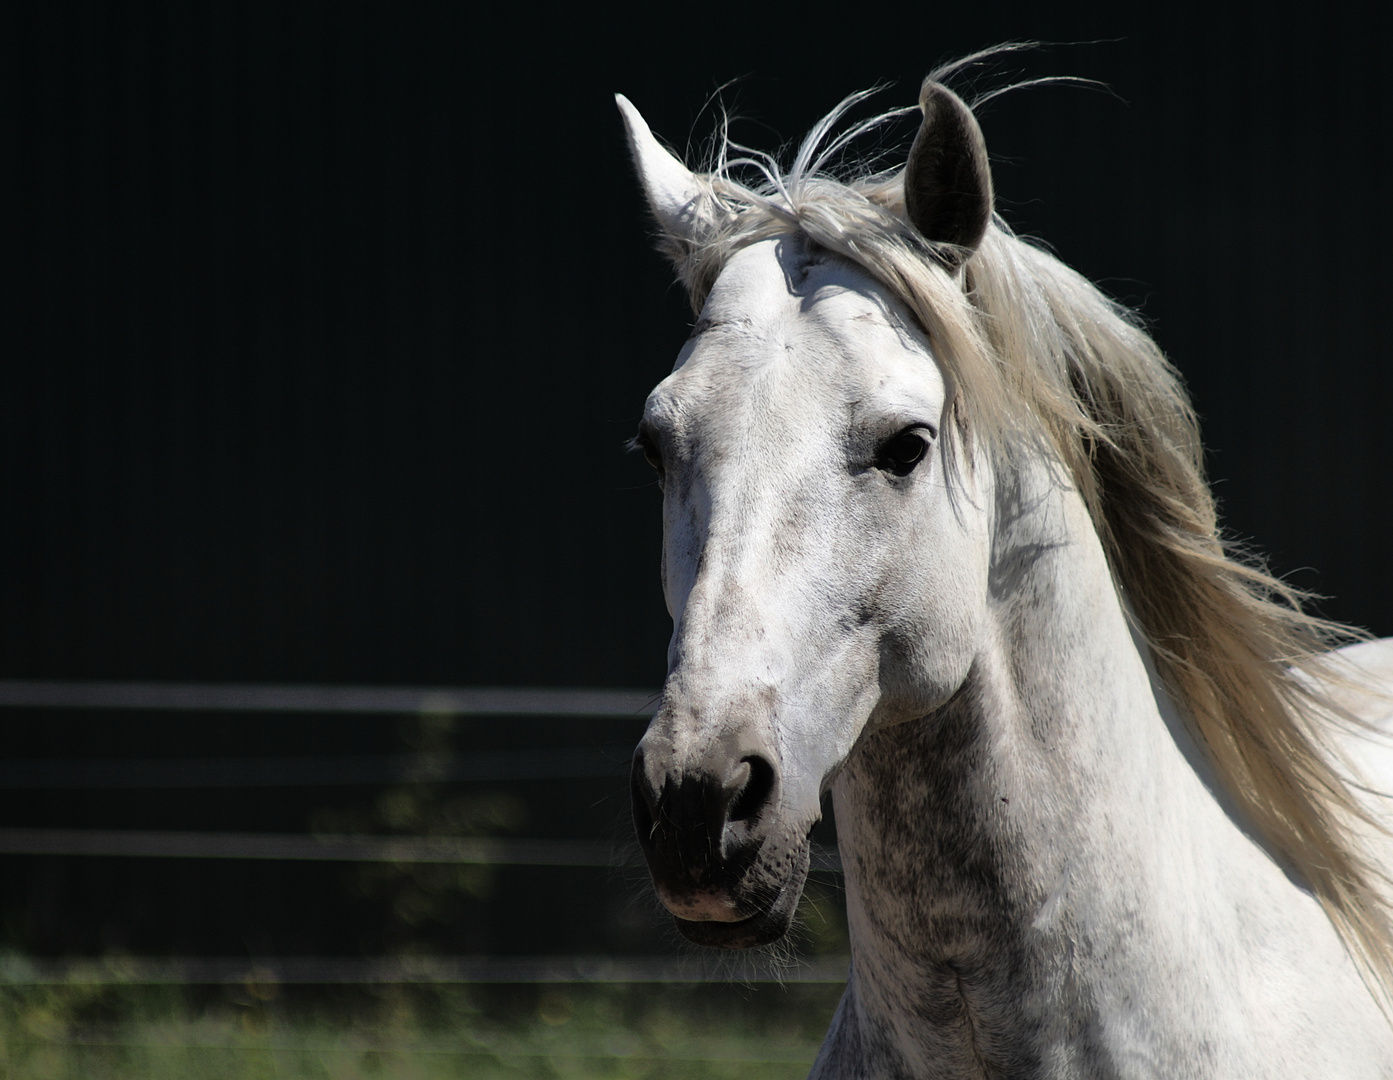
[632,434,664,474]
[877,430,930,477]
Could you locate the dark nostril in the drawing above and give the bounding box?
[726,754,776,825]
[631,751,658,838]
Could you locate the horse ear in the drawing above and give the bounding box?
[616,94,710,244]
[903,81,993,267]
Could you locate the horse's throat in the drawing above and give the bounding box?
[830,699,1063,1076]
[826,582,1150,1074]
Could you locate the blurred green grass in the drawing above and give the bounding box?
[0,975,843,1079]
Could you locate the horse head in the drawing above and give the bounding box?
[620,84,997,949]
[613,67,1393,1075]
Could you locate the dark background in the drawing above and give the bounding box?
[4,3,1391,959]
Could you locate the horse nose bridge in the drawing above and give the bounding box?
[672,544,798,670]
[676,479,841,656]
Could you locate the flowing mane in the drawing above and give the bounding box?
[643,82,1393,995]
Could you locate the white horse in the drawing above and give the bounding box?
[618,68,1393,1078]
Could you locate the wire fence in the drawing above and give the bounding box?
[0,681,660,716]
[0,680,848,988]
[0,748,637,788]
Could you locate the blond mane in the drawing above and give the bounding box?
[648,90,1393,997]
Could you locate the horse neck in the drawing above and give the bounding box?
[820,454,1368,1076]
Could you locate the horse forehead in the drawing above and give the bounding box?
[701,238,907,348]
[654,239,938,424]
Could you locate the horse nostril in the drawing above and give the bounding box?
[631,751,659,838]
[727,754,776,825]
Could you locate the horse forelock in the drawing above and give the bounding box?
[651,101,1393,1003]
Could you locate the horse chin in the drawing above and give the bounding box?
[670,867,806,950]
[674,908,792,949]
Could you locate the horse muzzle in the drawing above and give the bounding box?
[630,748,809,948]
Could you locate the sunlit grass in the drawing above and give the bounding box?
[0,975,843,1079]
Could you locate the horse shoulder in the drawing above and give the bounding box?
[1324,639,1393,863]
[1326,637,1393,739]
[1331,638,1393,721]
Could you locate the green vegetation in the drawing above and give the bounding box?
[0,710,852,1078]
[0,976,842,1079]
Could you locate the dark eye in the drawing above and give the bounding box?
[631,433,664,476]
[876,429,931,477]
